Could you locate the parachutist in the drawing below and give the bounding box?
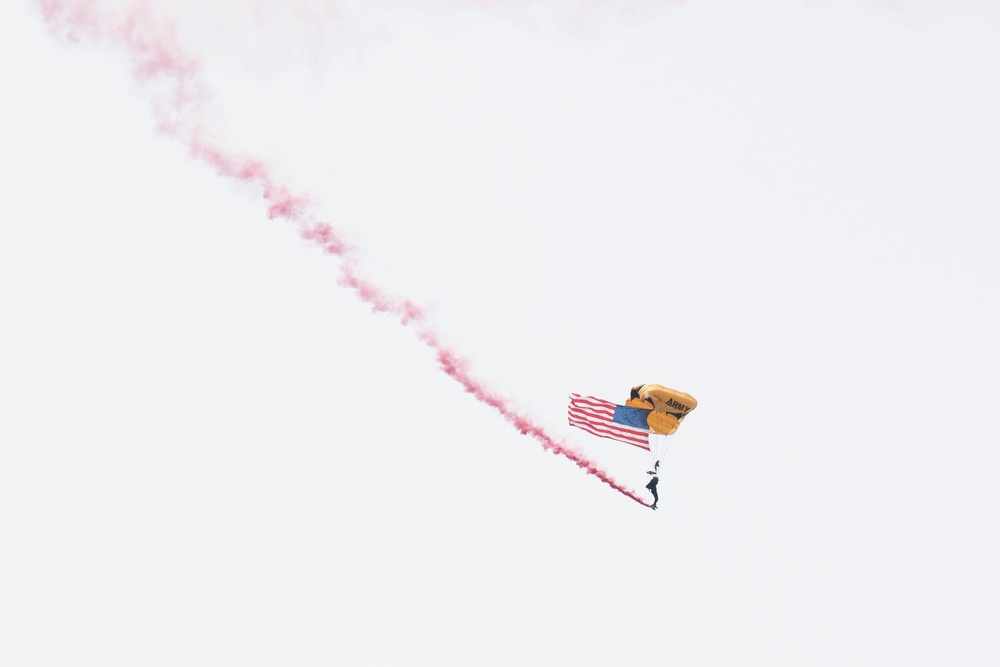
[645,470,659,510]
[567,386,696,508]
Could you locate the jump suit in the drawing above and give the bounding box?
[646,475,659,505]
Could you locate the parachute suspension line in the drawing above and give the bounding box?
[650,433,672,469]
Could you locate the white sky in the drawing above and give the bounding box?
[2,1,998,664]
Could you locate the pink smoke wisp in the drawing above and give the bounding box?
[35,0,649,506]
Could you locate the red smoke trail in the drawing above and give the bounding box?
[35,0,649,506]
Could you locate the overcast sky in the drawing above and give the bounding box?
[2,1,998,664]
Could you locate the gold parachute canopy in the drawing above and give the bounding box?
[626,383,698,435]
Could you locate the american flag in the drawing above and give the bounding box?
[568,393,650,450]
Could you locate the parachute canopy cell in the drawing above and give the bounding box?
[626,383,698,435]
